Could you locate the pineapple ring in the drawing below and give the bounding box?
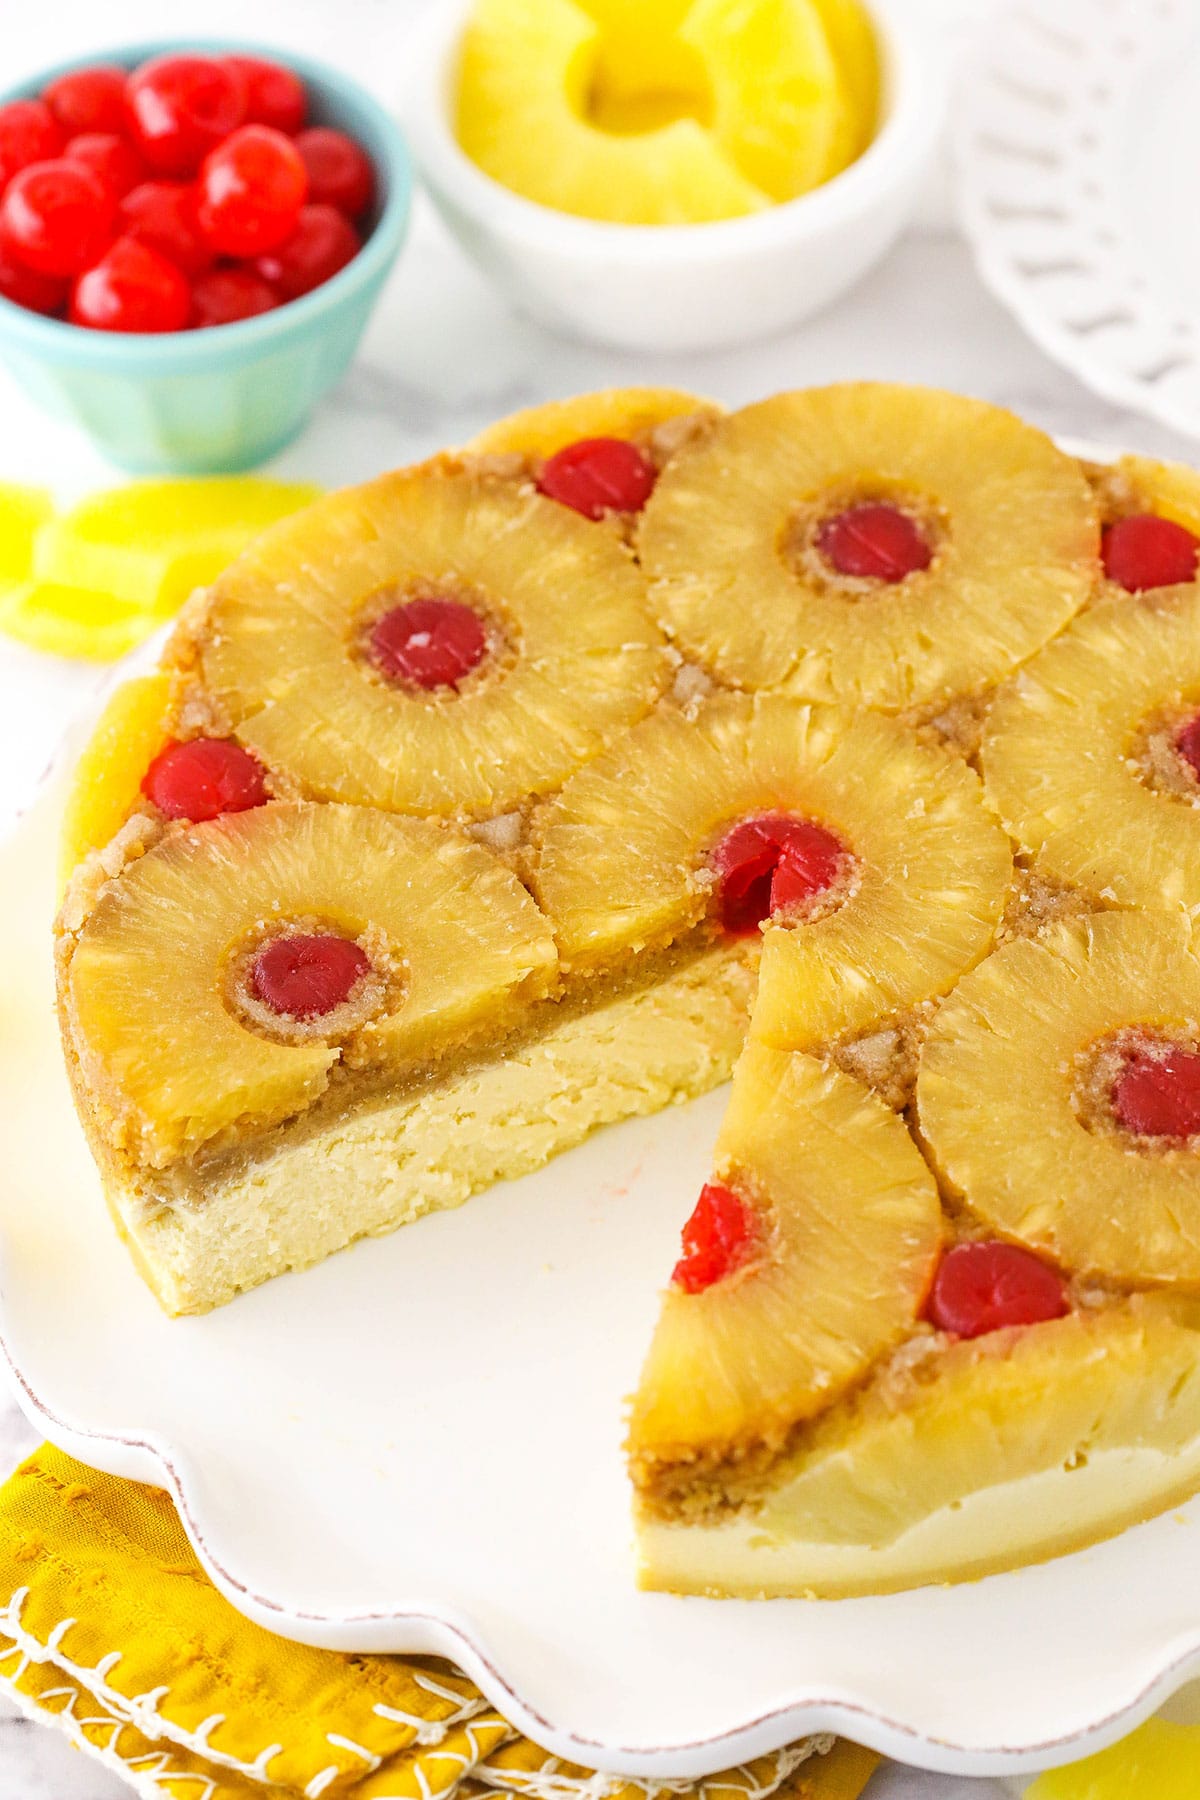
[467,387,719,459]
[34,478,321,616]
[917,910,1200,1289]
[629,1041,943,1501]
[58,673,171,893]
[0,580,159,663]
[199,465,668,819]
[637,385,1099,712]
[0,481,53,584]
[65,802,557,1168]
[982,588,1200,916]
[1095,452,1200,543]
[532,692,1012,1047]
[454,0,859,226]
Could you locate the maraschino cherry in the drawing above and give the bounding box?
[711,814,845,934]
[293,126,374,218]
[816,501,932,582]
[537,437,657,520]
[1113,1046,1200,1140]
[1103,514,1199,592]
[43,65,128,138]
[369,598,487,690]
[125,54,246,177]
[926,1241,1069,1339]
[672,1183,759,1293]
[1177,715,1200,782]
[71,235,190,332]
[251,934,370,1021]
[141,737,268,821]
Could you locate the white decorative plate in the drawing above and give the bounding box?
[6,670,1200,1786]
[954,0,1200,440]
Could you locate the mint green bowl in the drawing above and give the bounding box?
[0,40,412,472]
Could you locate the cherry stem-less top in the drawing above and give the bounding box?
[816,501,932,582]
[369,598,488,690]
[926,1240,1069,1339]
[536,437,657,520]
[1113,1046,1200,1140]
[250,933,370,1021]
[672,1183,759,1293]
[141,737,268,822]
[1103,513,1200,591]
[711,814,845,935]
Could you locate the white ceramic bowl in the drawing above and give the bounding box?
[399,0,945,353]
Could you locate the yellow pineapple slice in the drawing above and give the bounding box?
[533,693,1011,1049]
[580,0,876,174]
[0,482,53,584]
[0,580,157,662]
[679,0,854,200]
[58,673,171,888]
[917,910,1200,1289]
[812,0,879,157]
[468,386,717,458]
[455,0,770,224]
[574,0,693,30]
[64,802,557,1167]
[629,1042,942,1506]
[638,384,1099,711]
[640,1295,1200,1596]
[34,478,320,618]
[1101,452,1200,538]
[1029,1715,1200,1800]
[982,587,1200,915]
[198,463,667,818]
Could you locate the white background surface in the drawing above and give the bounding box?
[0,0,1195,1794]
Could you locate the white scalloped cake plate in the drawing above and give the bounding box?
[955,0,1200,440]
[6,676,1200,1785]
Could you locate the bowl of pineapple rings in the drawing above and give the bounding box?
[400,0,943,351]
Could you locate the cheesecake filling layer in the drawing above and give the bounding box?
[85,939,756,1314]
[635,1295,1200,1595]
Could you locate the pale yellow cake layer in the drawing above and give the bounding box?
[636,1297,1200,1597]
[637,1440,1200,1599]
[111,943,755,1315]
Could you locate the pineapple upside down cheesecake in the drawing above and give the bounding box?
[54,382,1200,1599]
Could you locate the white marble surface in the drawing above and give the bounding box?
[0,0,1194,1793]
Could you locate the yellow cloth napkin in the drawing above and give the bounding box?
[0,1446,880,1800]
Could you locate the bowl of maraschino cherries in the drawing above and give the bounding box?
[0,43,411,470]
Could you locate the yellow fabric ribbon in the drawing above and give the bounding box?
[0,1446,879,1800]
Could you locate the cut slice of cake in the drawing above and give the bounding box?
[632,911,1200,1597]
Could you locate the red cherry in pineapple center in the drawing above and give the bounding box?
[141,737,268,821]
[537,437,657,520]
[926,1241,1069,1339]
[816,501,933,582]
[1103,514,1199,591]
[1112,1045,1200,1139]
[251,934,370,1021]
[1176,714,1200,782]
[711,813,846,935]
[672,1183,760,1293]
[369,598,488,691]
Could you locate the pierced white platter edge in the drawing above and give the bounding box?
[954,0,1200,442]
